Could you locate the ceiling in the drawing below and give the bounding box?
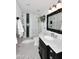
[16,0,59,15]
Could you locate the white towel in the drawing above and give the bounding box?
[18,19,24,37]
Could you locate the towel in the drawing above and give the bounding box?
[17,19,24,37]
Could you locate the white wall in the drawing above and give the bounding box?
[38,18,46,34]
[22,13,26,38]
[16,2,22,17]
[30,14,39,38]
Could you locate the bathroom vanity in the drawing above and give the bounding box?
[39,8,62,59]
[39,34,62,59]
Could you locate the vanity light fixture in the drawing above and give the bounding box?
[58,0,61,3]
[57,0,62,9]
[48,4,57,13]
[48,0,62,13]
[48,7,53,13]
[49,7,52,10]
[51,4,57,11]
[52,5,56,8]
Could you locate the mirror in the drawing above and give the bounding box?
[47,8,62,34]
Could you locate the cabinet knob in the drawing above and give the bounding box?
[50,56,53,59]
[50,50,53,53]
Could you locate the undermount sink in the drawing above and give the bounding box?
[44,35,54,40]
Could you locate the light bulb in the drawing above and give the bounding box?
[48,7,52,13]
[57,3,62,9]
[48,10,52,13]
[57,0,62,9]
[52,7,57,12]
[51,5,57,11]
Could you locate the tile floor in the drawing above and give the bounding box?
[16,38,41,59]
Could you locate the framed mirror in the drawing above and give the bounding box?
[47,8,62,34]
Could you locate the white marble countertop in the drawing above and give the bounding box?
[39,34,62,53]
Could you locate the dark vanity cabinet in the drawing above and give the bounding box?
[39,38,48,59]
[39,38,62,59]
[47,46,62,59]
[55,52,62,59]
[47,46,56,59]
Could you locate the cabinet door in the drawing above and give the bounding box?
[47,46,56,59]
[39,38,48,59]
[55,52,62,59]
[42,47,47,59]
